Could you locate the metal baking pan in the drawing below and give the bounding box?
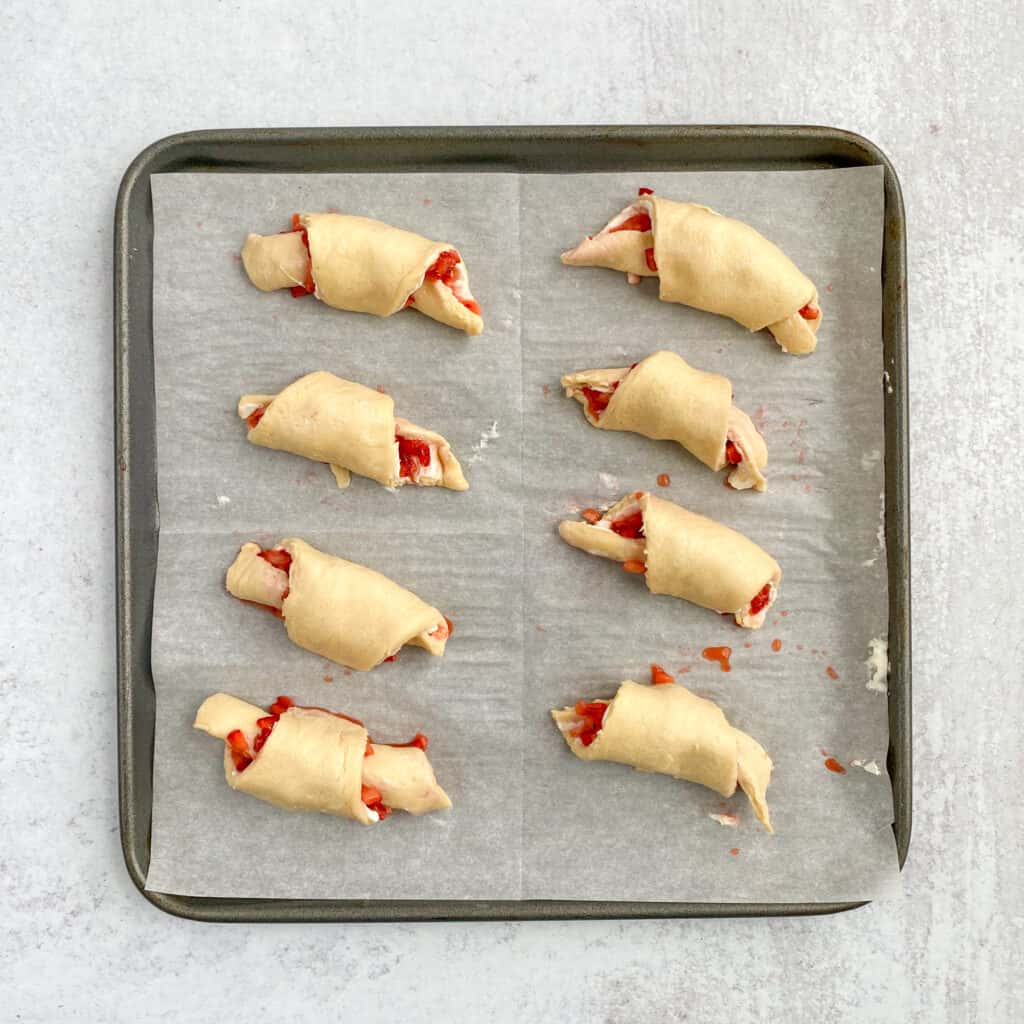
[115,125,909,921]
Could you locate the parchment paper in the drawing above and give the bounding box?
[145,167,899,902]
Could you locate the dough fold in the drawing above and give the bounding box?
[239,370,468,491]
[558,492,780,627]
[551,680,773,831]
[241,212,483,335]
[226,539,450,670]
[195,692,451,823]
[561,195,821,354]
[561,350,767,490]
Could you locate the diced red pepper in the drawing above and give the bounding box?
[405,294,416,306]
[226,729,252,772]
[425,249,461,285]
[725,440,743,465]
[581,508,602,525]
[571,700,608,747]
[429,617,452,641]
[462,298,482,315]
[610,212,652,233]
[397,434,432,479]
[361,783,391,820]
[644,247,658,272]
[749,583,772,616]
[258,548,293,574]
[622,559,647,574]
[637,187,654,196]
[391,733,429,751]
[268,695,295,717]
[610,510,644,539]
[650,664,675,685]
[798,304,819,320]
[246,406,265,429]
[365,739,374,757]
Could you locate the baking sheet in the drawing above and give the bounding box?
[145,167,900,902]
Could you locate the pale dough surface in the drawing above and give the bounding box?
[551,680,772,830]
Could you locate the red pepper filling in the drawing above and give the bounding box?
[748,583,772,616]
[571,700,608,746]
[610,212,652,233]
[798,303,819,320]
[580,382,619,418]
[421,249,481,315]
[258,548,293,574]
[637,187,654,196]
[361,784,392,820]
[288,214,315,297]
[644,247,658,272]
[581,507,602,525]
[397,434,432,479]
[246,406,266,429]
[429,616,453,641]
[226,729,252,772]
[725,440,743,465]
[650,663,675,685]
[610,510,644,539]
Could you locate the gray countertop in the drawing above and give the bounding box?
[2,2,1021,1020]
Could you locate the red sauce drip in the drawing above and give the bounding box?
[725,440,743,465]
[581,507,602,525]
[650,664,675,685]
[702,646,732,672]
[622,559,647,575]
[637,187,654,196]
[246,406,266,429]
[610,212,652,233]
[571,701,608,746]
[749,583,772,616]
[397,434,432,479]
[826,666,839,680]
[610,510,644,539]
[258,548,293,574]
[390,733,429,751]
[729,847,740,856]
[360,784,392,820]
[580,383,619,418]
[824,757,846,774]
[644,247,658,272]
[798,304,819,320]
[771,638,782,652]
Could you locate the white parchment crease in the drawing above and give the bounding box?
[145,168,899,903]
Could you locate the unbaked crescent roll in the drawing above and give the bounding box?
[561,350,767,491]
[195,692,451,823]
[552,679,772,831]
[239,370,468,491]
[241,213,483,336]
[561,191,821,354]
[226,538,451,670]
[559,492,781,628]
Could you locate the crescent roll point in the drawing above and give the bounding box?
[561,350,768,492]
[238,371,469,492]
[195,692,452,824]
[560,189,821,355]
[226,539,452,671]
[558,492,781,629]
[551,678,773,831]
[241,212,483,336]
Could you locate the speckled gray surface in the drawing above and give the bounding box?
[2,1,1022,1020]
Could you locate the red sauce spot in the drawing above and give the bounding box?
[397,434,432,479]
[749,584,772,617]
[743,642,752,649]
[798,304,819,320]
[826,666,839,680]
[610,510,644,539]
[656,473,670,487]
[637,187,654,196]
[771,639,782,652]
[622,560,647,575]
[258,548,293,574]
[650,664,675,685]
[246,406,265,429]
[610,212,652,233]
[323,675,333,683]
[571,701,608,746]
[729,847,740,856]
[796,644,804,651]
[725,440,743,465]
[824,757,846,774]
[644,247,658,272]
[344,669,353,677]
[780,610,789,618]
[581,507,602,525]
[462,298,482,315]
[702,646,732,672]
